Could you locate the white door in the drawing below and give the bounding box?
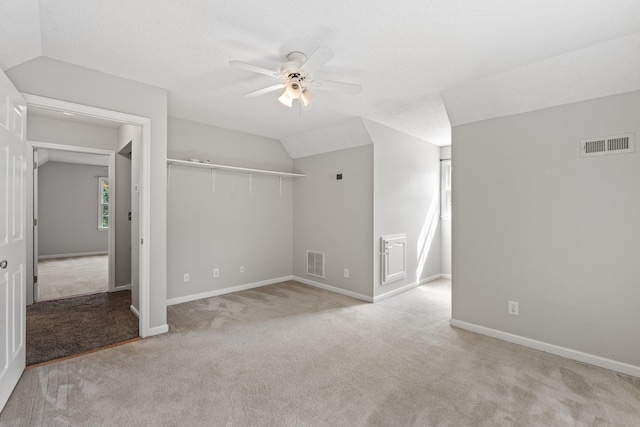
[0,71,27,410]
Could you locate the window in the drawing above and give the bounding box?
[98,177,109,229]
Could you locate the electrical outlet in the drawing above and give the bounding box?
[344,268,349,278]
[240,266,245,273]
[213,268,219,278]
[508,301,519,316]
[183,273,190,283]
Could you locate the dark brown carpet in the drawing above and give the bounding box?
[26,290,139,366]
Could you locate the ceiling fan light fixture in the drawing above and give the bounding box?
[285,81,303,99]
[278,91,293,107]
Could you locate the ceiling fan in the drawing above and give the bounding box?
[229,46,362,108]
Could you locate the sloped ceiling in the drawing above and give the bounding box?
[2,0,640,146]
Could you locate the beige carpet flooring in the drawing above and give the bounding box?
[37,255,108,301]
[1,279,639,426]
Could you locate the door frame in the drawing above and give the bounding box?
[28,143,116,302]
[23,94,153,337]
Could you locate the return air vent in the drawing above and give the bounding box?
[306,250,325,278]
[581,133,634,157]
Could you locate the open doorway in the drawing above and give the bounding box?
[33,147,113,302]
[25,105,142,366]
[24,93,156,340]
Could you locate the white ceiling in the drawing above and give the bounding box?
[2,0,640,146]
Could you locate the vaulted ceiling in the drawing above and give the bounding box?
[2,1,640,146]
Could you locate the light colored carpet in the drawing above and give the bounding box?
[1,279,639,426]
[37,255,108,301]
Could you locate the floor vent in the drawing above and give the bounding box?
[306,250,325,278]
[581,133,634,157]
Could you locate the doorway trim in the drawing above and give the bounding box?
[23,94,153,337]
[29,143,116,301]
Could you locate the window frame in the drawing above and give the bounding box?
[98,176,109,230]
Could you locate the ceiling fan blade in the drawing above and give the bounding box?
[229,60,282,78]
[300,46,334,74]
[244,83,286,98]
[312,79,362,95]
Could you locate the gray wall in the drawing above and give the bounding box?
[166,117,293,301]
[9,56,168,331]
[365,120,441,297]
[38,162,109,257]
[118,124,140,308]
[293,145,374,298]
[115,145,132,288]
[452,89,640,367]
[28,115,118,150]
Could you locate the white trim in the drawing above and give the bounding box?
[29,141,115,156]
[450,319,640,379]
[441,274,452,279]
[166,276,293,306]
[292,276,373,302]
[115,284,132,291]
[139,116,152,338]
[374,273,443,303]
[420,274,443,285]
[146,324,169,336]
[38,251,109,260]
[375,281,419,303]
[24,94,154,338]
[130,305,140,318]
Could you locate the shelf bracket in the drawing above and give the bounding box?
[279,176,283,196]
[167,164,172,189]
[248,173,253,195]
[211,169,216,194]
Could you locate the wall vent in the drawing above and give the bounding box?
[581,133,634,157]
[306,250,325,278]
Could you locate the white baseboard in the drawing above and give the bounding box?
[145,324,169,337]
[130,305,140,318]
[374,273,442,303]
[450,319,640,379]
[38,251,108,260]
[441,274,452,279]
[419,273,444,285]
[292,276,373,302]
[115,284,132,291]
[166,276,294,306]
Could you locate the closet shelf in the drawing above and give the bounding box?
[166,158,305,178]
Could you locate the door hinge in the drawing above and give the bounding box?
[33,161,37,169]
[34,275,37,283]
[141,238,144,245]
[33,218,37,227]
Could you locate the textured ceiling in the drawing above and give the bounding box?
[2,0,640,146]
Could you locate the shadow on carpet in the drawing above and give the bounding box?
[27,290,139,366]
